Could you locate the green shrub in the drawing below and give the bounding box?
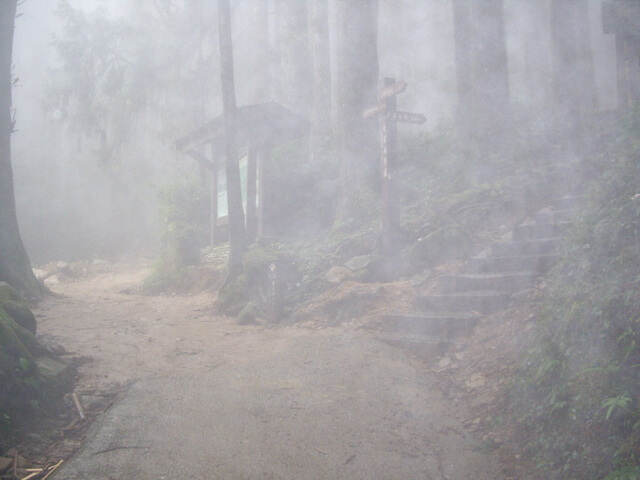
[508,108,640,479]
[158,178,210,268]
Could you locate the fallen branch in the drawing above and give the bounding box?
[42,460,64,480]
[20,470,43,480]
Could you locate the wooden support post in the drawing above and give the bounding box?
[246,145,258,243]
[257,148,268,237]
[210,146,219,245]
[380,77,401,277]
[362,78,424,279]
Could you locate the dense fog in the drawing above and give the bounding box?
[10,0,616,263]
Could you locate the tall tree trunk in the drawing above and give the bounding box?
[0,0,43,299]
[550,0,597,139]
[334,0,379,229]
[218,0,246,276]
[452,0,510,159]
[309,0,331,156]
[280,0,312,116]
[249,0,271,103]
[518,1,553,111]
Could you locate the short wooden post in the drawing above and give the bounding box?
[267,261,283,322]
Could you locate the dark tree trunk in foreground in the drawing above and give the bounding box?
[0,0,43,299]
[550,0,597,139]
[218,0,247,276]
[452,0,510,158]
[334,0,379,229]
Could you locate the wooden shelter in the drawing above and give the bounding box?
[603,1,640,111]
[175,101,309,244]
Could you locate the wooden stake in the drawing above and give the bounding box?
[41,460,64,480]
[71,392,86,420]
[20,471,43,480]
[12,449,17,477]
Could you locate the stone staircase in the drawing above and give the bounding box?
[377,196,581,359]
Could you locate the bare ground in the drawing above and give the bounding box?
[31,259,505,480]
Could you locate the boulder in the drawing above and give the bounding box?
[237,302,260,326]
[0,282,37,335]
[344,254,384,282]
[344,254,381,272]
[323,266,355,285]
[36,356,73,396]
[0,456,13,473]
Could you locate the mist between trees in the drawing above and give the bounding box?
[8,0,616,266]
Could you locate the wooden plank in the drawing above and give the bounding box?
[257,148,267,237]
[185,149,216,170]
[392,111,426,124]
[210,146,219,245]
[246,146,258,243]
[379,80,407,100]
[362,101,386,119]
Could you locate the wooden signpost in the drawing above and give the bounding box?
[363,77,426,277]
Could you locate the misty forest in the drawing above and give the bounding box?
[1,0,640,478]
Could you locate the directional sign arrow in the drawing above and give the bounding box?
[392,111,426,125]
[379,80,407,100]
[362,101,386,119]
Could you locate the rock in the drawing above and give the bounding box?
[465,373,486,389]
[344,255,384,282]
[4,450,28,468]
[438,357,453,368]
[323,266,355,285]
[237,302,259,326]
[0,282,37,334]
[36,356,70,386]
[32,268,48,280]
[37,334,67,355]
[44,275,60,286]
[344,254,381,272]
[0,456,12,473]
[79,395,111,412]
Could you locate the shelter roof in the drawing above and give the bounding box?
[175,101,309,153]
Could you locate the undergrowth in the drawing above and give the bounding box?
[508,109,640,480]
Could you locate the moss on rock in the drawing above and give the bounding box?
[0,282,37,335]
[0,305,69,450]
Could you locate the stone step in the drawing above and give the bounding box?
[382,313,480,339]
[512,222,569,241]
[535,208,576,224]
[414,291,511,315]
[554,195,583,210]
[466,254,559,274]
[438,272,538,294]
[375,333,455,359]
[491,238,559,257]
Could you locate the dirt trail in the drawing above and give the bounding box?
[34,261,504,480]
